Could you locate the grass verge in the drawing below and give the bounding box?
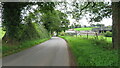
[2,38,50,57]
[60,36,118,66]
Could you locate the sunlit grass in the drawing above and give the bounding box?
[74,27,96,31]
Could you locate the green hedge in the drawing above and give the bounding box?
[104,31,112,37]
[2,23,50,57]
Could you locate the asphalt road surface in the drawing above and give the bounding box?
[2,37,69,66]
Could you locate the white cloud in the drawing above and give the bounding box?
[55,2,112,26]
[101,18,112,26]
[78,17,112,26]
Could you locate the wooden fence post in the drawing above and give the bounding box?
[95,32,98,39]
[87,31,89,39]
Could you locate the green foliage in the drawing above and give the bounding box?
[41,10,69,34]
[96,23,105,27]
[20,23,49,41]
[69,24,75,29]
[56,10,70,31]
[2,2,54,57]
[37,2,55,13]
[2,38,50,57]
[69,2,112,22]
[41,10,61,32]
[60,36,118,66]
[0,28,5,39]
[2,2,69,44]
[59,32,66,36]
[69,23,81,28]
[2,2,52,44]
[2,22,50,56]
[2,2,57,42]
[2,3,24,40]
[88,2,111,22]
[104,31,112,37]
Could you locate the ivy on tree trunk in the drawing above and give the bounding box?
[2,2,26,43]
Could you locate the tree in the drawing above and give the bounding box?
[56,10,70,32]
[41,10,69,36]
[2,2,55,44]
[75,24,81,28]
[61,1,120,48]
[65,2,119,48]
[90,24,95,27]
[84,25,87,27]
[64,2,111,22]
[112,2,120,48]
[69,24,75,29]
[2,2,27,43]
[79,2,119,49]
[96,23,104,27]
[41,10,61,35]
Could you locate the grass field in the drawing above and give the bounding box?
[60,36,118,66]
[74,27,96,31]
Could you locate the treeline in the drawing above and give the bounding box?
[1,2,69,45]
[69,23,81,29]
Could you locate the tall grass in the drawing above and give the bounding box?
[77,35,112,42]
[60,36,118,66]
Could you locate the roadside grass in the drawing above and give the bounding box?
[74,27,96,31]
[2,38,50,57]
[60,36,118,66]
[77,35,112,42]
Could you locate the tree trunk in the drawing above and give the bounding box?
[112,2,120,48]
[2,3,22,43]
[2,2,27,43]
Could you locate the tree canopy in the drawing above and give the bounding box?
[1,2,70,44]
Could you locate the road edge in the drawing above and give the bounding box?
[59,37,77,66]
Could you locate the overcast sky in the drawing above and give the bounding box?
[67,16,112,26]
[0,2,112,27]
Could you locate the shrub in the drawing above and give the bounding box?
[60,32,70,36]
[104,31,112,37]
[60,32,66,36]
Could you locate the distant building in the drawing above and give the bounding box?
[68,29,74,31]
[92,27,112,33]
[65,29,77,36]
